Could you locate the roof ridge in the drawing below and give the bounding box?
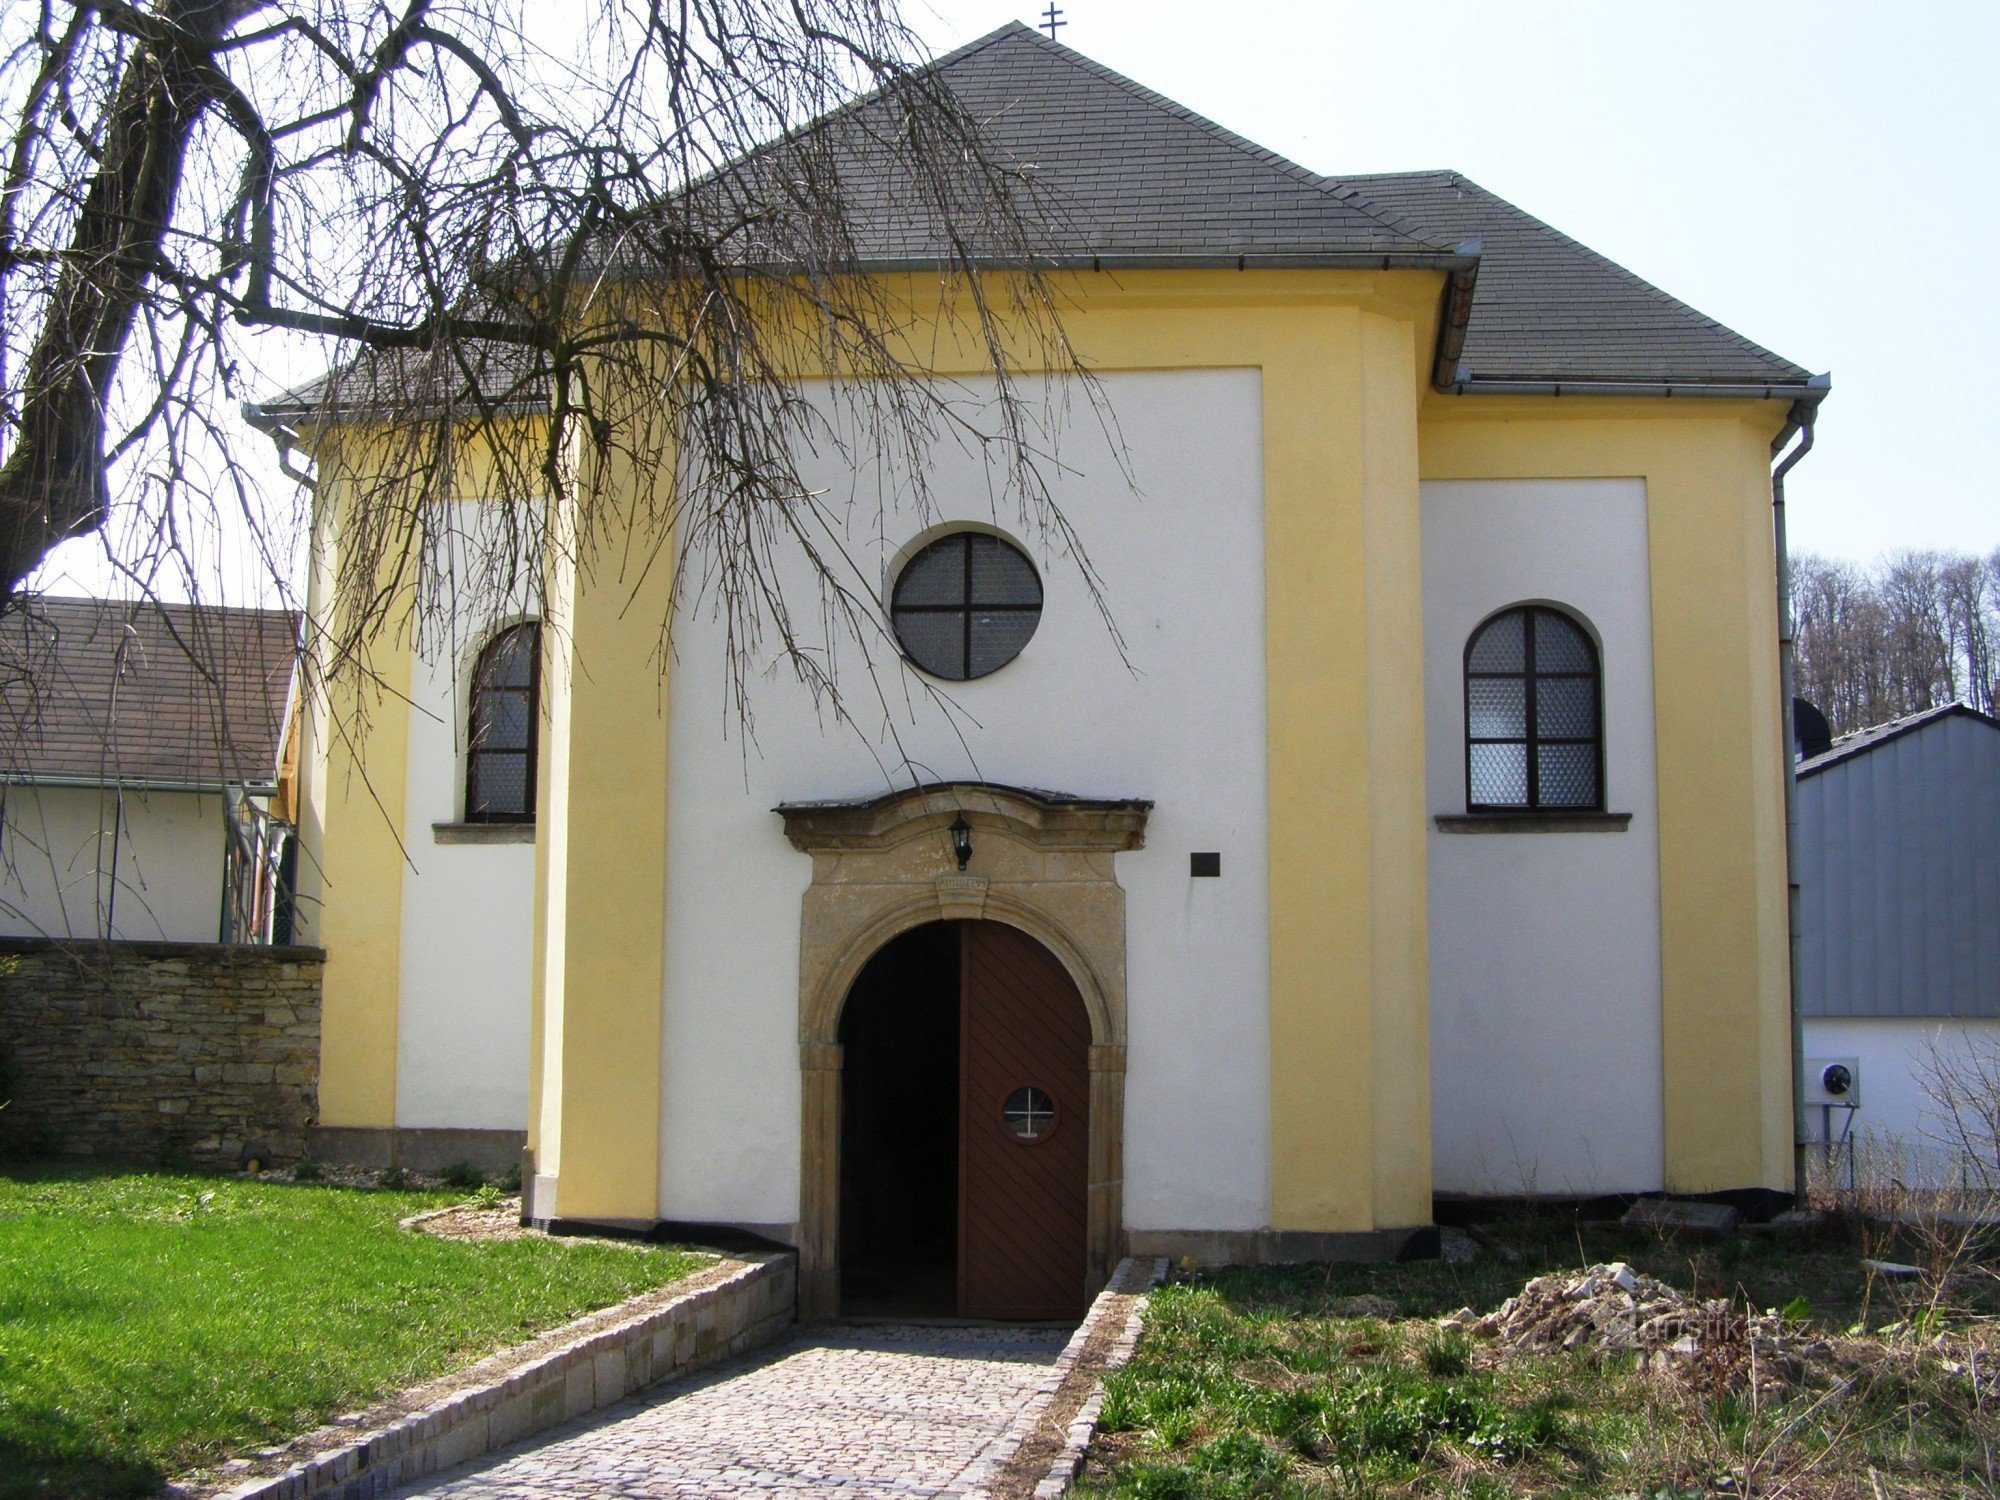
[995,28,1454,256]
[1346,168,1803,376]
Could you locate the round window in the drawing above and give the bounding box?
[1001,1086,1058,1143]
[890,532,1043,680]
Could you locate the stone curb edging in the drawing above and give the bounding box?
[193,1251,796,1500]
[959,1256,1167,1500]
[1029,1258,1165,1499]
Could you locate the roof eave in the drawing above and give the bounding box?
[3,772,282,795]
[1440,372,1831,403]
[243,394,553,432]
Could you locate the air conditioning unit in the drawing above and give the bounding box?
[1803,1057,1861,1108]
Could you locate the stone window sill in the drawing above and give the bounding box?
[1434,811,1633,834]
[433,822,536,845]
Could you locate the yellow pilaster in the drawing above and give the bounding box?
[528,468,674,1224]
[1361,312,1431,1230]
[1263,304,1431,1233]
[306,475,412,1129]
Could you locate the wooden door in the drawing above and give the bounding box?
[958,920,1091,1320]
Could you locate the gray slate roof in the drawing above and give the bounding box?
[1335,170,1812,388]
[782,22,1464,266]
[0,598,298,788]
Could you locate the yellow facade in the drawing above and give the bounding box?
[298,267,1796,1232]
[1419,396,1796,1193]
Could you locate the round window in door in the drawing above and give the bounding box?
[1001,1085,1058,1143]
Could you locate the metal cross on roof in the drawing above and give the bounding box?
[1040,5,1066,40]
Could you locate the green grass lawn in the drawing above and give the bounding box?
[0,1165,710,1499]
[1079,1220,1998,1499]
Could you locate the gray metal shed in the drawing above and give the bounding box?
[1795,703,2000,1019]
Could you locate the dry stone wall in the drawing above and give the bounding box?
[0,938,323,1167]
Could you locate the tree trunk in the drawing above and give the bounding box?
[0,0,265,598]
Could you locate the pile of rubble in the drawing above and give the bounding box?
[1441,1263,1832,1390]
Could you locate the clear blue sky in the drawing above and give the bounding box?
[917,0,1999,564]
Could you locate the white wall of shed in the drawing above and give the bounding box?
[1421,478,1666,1197]
[0,784,229,942]
[1803,1016,2000,1188]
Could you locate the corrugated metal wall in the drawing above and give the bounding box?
[1797,713,2000,1018]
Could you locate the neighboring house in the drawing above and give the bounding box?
[1796,702,2000,1185]
[0,597,299,944]
[270,25,1821,1318]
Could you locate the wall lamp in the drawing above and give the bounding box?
[949,813,973,871]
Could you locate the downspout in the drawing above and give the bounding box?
[1771,374,1829,1205]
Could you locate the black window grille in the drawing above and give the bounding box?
[1464,605,1603,811]
[466,622,540,822]
[890,532,1043,681]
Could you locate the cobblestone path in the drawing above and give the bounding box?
[388,1324,1072,1498]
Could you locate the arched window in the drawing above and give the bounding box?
[465,622,540,823]
[1464,605,1602,811]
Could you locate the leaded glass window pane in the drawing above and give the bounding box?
[1537,744,1599,807]
[1536,677,1597,738]
[468,754,528,818]
[969,611,1039,677]
[969,534,1042,606]
[892,610,965,679]
[1467,610,1525,672]
[1468,679,1527,739]
[895,543,961,605]
[1469,743,1530,805]
[1534,611,1594,672]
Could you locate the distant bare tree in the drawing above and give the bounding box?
[1879,551,1960,708]
[1916,1029,2000,1193]
[1,0,1098,736]
[1794,544,2000,735]
[1939,552,1995,717]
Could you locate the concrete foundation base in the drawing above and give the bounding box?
[1126,1226,1440,1265]
[307,1126,526,1175]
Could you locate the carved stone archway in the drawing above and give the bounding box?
[779,783,1149,1319]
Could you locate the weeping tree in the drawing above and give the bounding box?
[0,0,1098,727]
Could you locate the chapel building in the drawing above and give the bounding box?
[280,24,1823,1319]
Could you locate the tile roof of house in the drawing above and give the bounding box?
[0,597,298,788]
[257,23,1818,421]
[1797,701,2000,780]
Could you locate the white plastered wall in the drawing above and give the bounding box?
[1804,1016,2000,1188]
[1421,478,1666,1197]
[660,369,1271,1234]
[392,502,537,1131]
[0,784,227,941]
